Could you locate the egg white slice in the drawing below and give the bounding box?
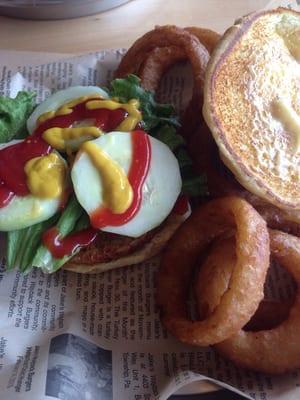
[71,131,182,238]
[27,86,109,134]
[0,140,67,231]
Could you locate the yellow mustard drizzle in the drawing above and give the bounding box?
[272,99,300,153]
[86,98,142,131]
[24,152,66,199]
[43,126,102,151]
[37,94,103,126]
[81,141,133,214]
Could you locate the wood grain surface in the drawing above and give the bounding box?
[0,0,268,53]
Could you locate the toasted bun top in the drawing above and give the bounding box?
[204,8,300,210]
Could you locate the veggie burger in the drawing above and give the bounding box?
[0,76,205,274]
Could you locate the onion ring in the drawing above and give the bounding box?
[240,192,300,237]
[138,46,184,91]
[157,196,270,346]
[114,25,210,138]
[244,300,292,332]
[213,230,300,374]
[195,236,292,331]
[185,27,220,54]
[138,28,220,91]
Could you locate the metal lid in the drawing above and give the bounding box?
[0,0,130,20]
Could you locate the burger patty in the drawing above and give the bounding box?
[70,228,159,265]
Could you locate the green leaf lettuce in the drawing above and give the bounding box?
[0,91,36,143]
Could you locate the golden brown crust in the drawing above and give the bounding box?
[138,28,220,91]
[185,27,220,54]
[115,25,209,82]
[203,8,300,210]
[157,196,270,346]
[215,230,300,374]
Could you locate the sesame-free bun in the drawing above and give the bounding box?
[204,8,300,210]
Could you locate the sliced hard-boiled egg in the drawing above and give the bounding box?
[71,131,182,238]
[27,86,109,134]
[0,141,68,231]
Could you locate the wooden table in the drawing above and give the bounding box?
[0,0,268,53]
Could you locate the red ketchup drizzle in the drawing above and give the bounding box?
[0,96,148,260]
[42,227,98,259]
[39,100,147,258]
[90,130,151,228]
[0,136,51,207]
[0,98,127,209]
[33,100,127,138]
[43,130,151,258]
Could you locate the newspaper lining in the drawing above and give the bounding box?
[1,0,300,398]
